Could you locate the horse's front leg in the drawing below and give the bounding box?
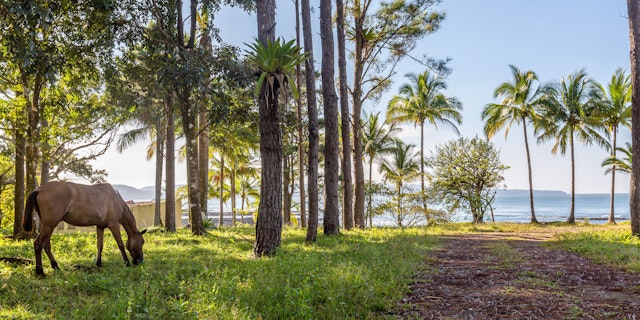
[96,227,104,267]
[109,227,130,266]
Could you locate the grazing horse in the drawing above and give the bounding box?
[22,181,146,275]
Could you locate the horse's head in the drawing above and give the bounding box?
[127,229,146,265]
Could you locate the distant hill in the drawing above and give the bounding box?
[495,189,568,197]
[112,185,156,202]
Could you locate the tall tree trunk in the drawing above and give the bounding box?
[608,126,617,224]
[283,155,292,225]
[368,156,373,228]
[321,0,340,235]
[154,119,165,227]
[420,121,426,210]
[522,117,538,223]
[218,154,225,227]
[352,0,366,229]
[179,96,206,235]
[13,134,26,236]
[302,0,319,243]
[254,0,283,256]
[629,0,640,236]
[199,107,209,224]
[231,163,237,226]
[165,90,176,232]
[294,0,307,228]
[337,0,353,230]
[24,71,42,195]
[568,132,576,224]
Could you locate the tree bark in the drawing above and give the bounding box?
[179,96,206,235]
[629,0,640,236]
[320,0,341,235]
[294,0,307,228]
[608,126,617,224]
[568,132,576,224]
[165,90,176,232]
[254,0,283,256]
[302,0,319,243]
[218,154,225,227]
[155,118,165,226]
[352,0,367,229]
[522,117,538,223]
[337,0,353,230]
[13,134,26,236]
[199,105,209,224]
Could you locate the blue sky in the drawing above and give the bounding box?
[98,1,632,194]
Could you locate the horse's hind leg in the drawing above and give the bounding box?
[34,225,58,275]
[109,226,130,266]
[96,227,104,267]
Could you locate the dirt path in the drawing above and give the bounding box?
[394,232,640,319]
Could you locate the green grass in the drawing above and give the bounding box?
[550,224,640,272]
[0,227,437,319]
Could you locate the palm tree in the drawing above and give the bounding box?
[538,69,609,224]
[378,139,421,227]
[482,65,548,224]
[594,68,632,224]
[387,70,462,211]
[362,112,399,227]
[603,143,632,173]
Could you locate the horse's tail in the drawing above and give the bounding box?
[22,190,39,232]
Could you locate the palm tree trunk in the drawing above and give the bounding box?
[368,157,374,228]
[522,117,538,223]
[13,134,25,236]
[199,107,209,224]
[231,164,237,226]
[568,133,576,224]
[155,120,165,227]
[608,127,617,224]
[420,122,426,211]
[302,0,319,243]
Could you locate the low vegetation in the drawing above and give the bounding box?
[1,222,639,319]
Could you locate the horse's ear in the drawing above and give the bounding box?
[141,229,147,235]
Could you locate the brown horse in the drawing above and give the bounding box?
[22,181,146,275]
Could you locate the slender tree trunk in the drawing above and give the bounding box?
[321,0,340,235]
[302,0,319,243]
[165,90,176,232]
[24,71,42,195]
[420,121,426,210]
[352,0,366,229]
[254,0,283,256]
[13,134,25,236]
[294,0,307,228]
[40,118,50,184]
[199,107,209,224]
[231,164,237,226]
[219,154,225,227]
[368,156,374,228]
[629,0,640,236]
[608,127,617,224]
[337,0,353,230]
[522,117,538,223]
[155,120,165,226]
[568,132,576,224]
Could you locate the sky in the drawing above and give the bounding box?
[94,0,633,194]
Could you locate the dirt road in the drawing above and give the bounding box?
[395,232,640,319]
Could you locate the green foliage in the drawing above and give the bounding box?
[246,37,307,101]
[429,137,508,223]
[0,227,436,319]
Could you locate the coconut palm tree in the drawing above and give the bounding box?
[481,65,548,224]
[602,142,632,174]
[378,139,421,227]
[593,68,632,224]
[538,69,609,224]
[362,111,399,227]
[387,70,462,211]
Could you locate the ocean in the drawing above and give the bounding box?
[452,190,631,224]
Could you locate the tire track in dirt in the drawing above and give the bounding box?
[394,233,640,319]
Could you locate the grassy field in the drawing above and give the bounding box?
[1,222,639,319]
